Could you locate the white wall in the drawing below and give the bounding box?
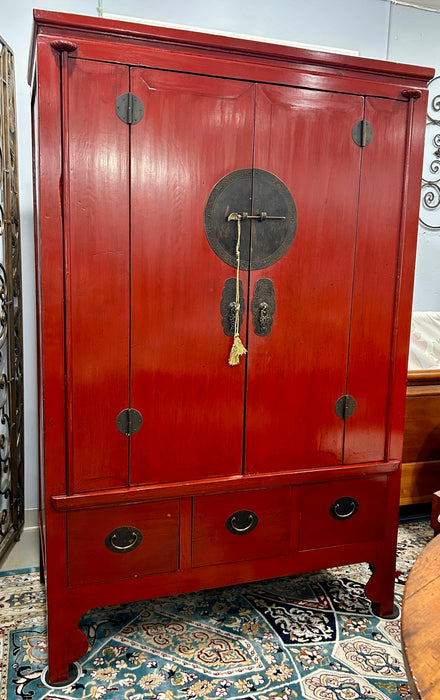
[387,3,440,311]
[2,0,439,509]
[102,0,391,57]
[2,0,97,513]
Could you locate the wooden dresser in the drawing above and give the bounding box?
[28,10,432,683]
[401,370,440,505]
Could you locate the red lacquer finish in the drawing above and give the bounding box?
[192,487,293,567]
[387,94,430,462]
[246,85,363,472]
[65,57,130,493]
[129,69,253,485]
[299,475,388,550]
[29,9,433,683]
[67,501,180,586]
[344,96,408,464]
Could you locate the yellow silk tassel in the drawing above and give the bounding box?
[229,334,247,366]
[228,213,247,366]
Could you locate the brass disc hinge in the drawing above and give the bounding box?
[352,119,374,147]
[335,395,357,420]
[116,93,144,125]
[116,408,143,436]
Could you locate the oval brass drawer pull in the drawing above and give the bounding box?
[105,526,143,553]
[225,509,259,535]
[330,497,359,520]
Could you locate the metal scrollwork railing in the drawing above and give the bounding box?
[0,35,24,562]
[420,75,440,230]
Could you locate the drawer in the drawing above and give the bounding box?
[299,475,387,551]
[192,487,292,568]
[67,500,179,586]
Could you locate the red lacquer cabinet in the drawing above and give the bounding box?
[29,10,433,682]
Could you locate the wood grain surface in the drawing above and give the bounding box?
[402,532,440,699]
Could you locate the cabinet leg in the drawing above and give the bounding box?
[371,600,400,619]
[45,598,89,684]
[430,490,440,535]
[42,663,82,689]
[365,556,399,619]
[39,539,45,585]
[364,467,400,619]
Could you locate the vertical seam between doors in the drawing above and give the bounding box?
[342,96,366,464]
[127,67,133,485]
[241,83,258,475]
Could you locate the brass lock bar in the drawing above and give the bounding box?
[240,211,286,221]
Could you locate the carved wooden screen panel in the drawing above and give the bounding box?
[0,35,24,563]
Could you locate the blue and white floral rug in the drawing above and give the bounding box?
[0,519,432,700]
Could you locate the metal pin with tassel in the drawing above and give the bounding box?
[227,212,247,366]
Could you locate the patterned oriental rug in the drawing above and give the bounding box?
[0,519,432,700]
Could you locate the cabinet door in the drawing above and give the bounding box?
[344,97,408,463]
[129,69,255,485]
[65,59,130,493]
[245,85,364,472]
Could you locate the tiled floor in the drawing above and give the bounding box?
[0,511,40,572]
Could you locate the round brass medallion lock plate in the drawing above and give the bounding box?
[204,169,297,270]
